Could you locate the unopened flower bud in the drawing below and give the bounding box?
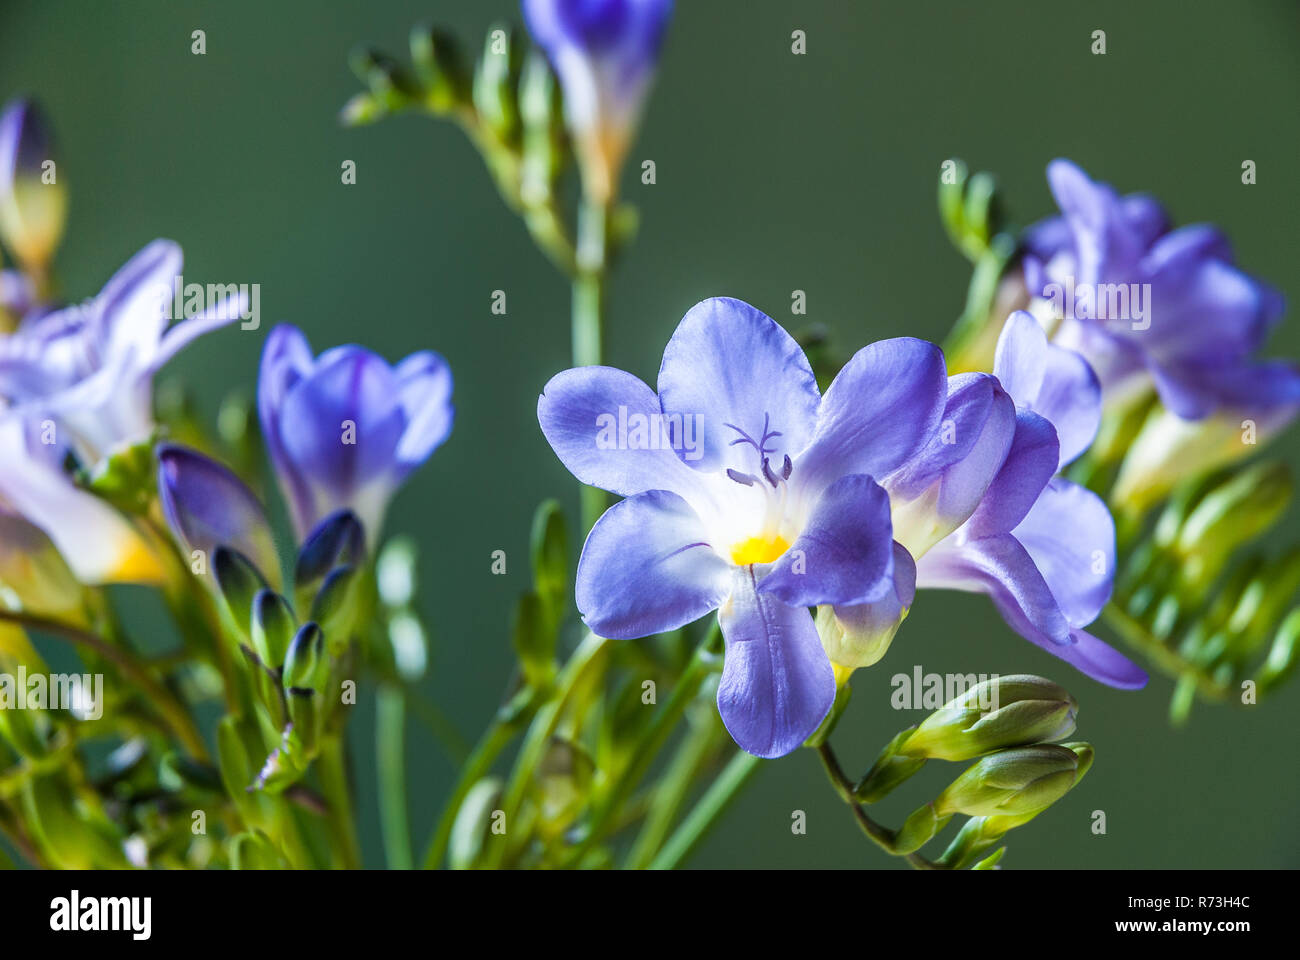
[250,588,296,670]
[900,674,1077,761]
[934,744,1079,818]
[0,98,68,270]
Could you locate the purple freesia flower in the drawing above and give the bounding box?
[156,443,280,584]
[913,312,1146,689]
[1023,158,1300,423]
[522,0,673,202]
[258,324,454,545]
[0,238,245,461]
[538,297,947,757]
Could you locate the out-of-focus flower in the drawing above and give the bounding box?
[0,98,67,271]
[0,503,87,620]
[156,444,280,584]
[258,324,454,545]
[1022,158,1300,424]
[0,239,245,462]
[0,413,160,584]
[521,0,673,203]
[538,296,948,757]
[913,313,1146,689]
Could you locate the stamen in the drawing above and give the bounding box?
[726,468,756,486]
[761,456,780,488]
[782,454,792,480]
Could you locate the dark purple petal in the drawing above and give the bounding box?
[657,297,820,475]
[716,567,835,758]
[156,443,279,582]
[575,489,730,638]
[963,410,1058,539]
[795,337,947,499]
[1053,629,1148,690]
[1014,479,1114,627]
[539,364,705,499]
[759,474,893,607]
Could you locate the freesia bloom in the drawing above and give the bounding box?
[522,0,673,203]
[258,325,454,545]
[539,297,947,757]
[911,313,1146,689]
[156,443,280,584]
[0,97,67,270]
[0,239,240,584]
[1023,158,1300,424]
[0,238,245,462]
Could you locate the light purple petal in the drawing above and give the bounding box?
[538,364,704,499]
[1014,478,1114,627]
[795,337,947,499]
[393,350,455,465]
[259,324,318,534]
[963,410,1058,539]
[96,239,182,366]
[994,311,1100,467]
[759,473,893,607]
[716,567,835,758]
[917,532,1070,645]
[887,373,1017,536]
[656,297,820,475]
[575,489,730,638]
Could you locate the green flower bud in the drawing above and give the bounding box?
[294,510,364,614]
[0,98,68,271]
[309,564,368,654]
[213,546,268,640]
[473,24,523,146]
[899,675,1077,761]
[1174,462,1291,596]
[519,53,567,205]
[934,744,1079,818]
[1257,608,1300,697]
[348,48,418,112]
[449,777,504,870]
[282,622,326,692]
[250,588,295,670]
[409,23,471,113]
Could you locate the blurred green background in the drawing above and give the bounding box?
[3,0,1297,868]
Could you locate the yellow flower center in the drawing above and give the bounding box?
[730,534,791,566]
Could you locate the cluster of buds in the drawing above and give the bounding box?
[848,675,1092,868]
[210,509,369,792]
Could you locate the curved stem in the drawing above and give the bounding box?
[816,742,940,870]
[625,719,720,869]
[0,610,208,760]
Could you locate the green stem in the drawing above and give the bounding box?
[318,736,361,869]
[625,719,720,869]
[650,749,761,870]
[1102,602,1231,700]
[568,637,717,864]
[376,684,411,869]
[421,687,537,869]
[816,742,940,869]
[573,198,610,533]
